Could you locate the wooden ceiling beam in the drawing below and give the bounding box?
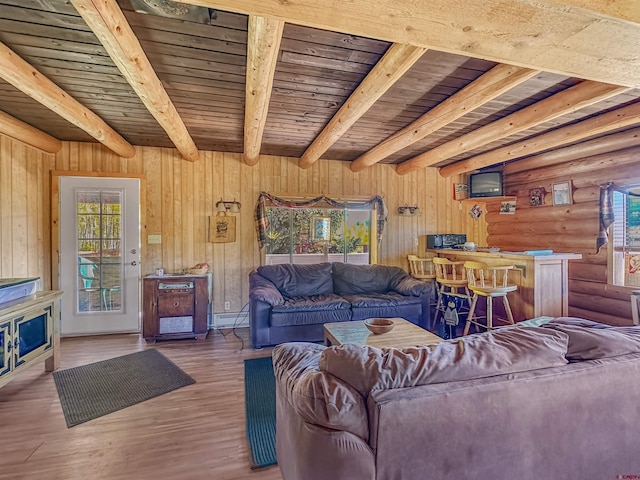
[244,15,284,166]
[0,41,135,158]
[439,100,640,178]
[177,0,640,88]
[503,127,640,176]
[396,81,629,175]
[350,64,538,172]
[550,1,640,24]
[70,0,200,162]
[299,43,426,169]
[0,110,62,154]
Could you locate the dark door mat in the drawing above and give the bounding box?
[53,349,195,427]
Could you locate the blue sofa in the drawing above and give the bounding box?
[249,262,434,348]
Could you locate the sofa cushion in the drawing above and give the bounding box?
[332,263,405,295]
[342,292,422,308]
[319,327,569,395]
[271,294,352,327]
[272,342,369,441]
[344,293,423,323]
[257,263,333,298]
[543,317,640,361]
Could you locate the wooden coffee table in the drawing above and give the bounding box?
[323,318,443,349]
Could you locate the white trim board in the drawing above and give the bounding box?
[212,312,249,329]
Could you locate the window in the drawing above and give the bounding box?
[264,206,373,265]
[611,187,640,287]
[76,190,123,312]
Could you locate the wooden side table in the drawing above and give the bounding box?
[142,275,208,342]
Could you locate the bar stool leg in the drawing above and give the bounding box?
[463,294,478,336]
[486,296,493,330]
[434,284,445,322]
[502,295,515,325]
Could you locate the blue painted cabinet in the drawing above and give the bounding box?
[0,292,62,388]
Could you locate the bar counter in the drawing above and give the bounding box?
[428,249,582,321]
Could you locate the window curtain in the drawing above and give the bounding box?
[254,191,387,249]
[597,182,640,253]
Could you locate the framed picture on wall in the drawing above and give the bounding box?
[552,181,573,206]
[529,187,546,206]
[311,216,331,241]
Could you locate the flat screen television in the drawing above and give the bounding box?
[468,171,503,198]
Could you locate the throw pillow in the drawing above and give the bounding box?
[319,327,569,395]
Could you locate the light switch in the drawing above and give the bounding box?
[148,234,162,244]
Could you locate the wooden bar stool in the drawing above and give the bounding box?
[407,255,436,281]
[463,261,517,336]
[408,255,437,329]
[432,257,471,323]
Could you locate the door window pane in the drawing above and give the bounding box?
[76,190,123,313]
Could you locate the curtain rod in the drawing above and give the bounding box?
[268,192,382,202]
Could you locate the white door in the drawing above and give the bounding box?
[59,177,141,336]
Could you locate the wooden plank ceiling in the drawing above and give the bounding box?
[0,0,638,173]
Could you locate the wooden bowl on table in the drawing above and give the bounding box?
[364,318,395,334]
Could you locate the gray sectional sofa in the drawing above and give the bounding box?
[273,317,640,479]
[249,262,434,348]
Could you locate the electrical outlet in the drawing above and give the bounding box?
[224,301,230,311]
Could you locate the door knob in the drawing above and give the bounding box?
[131,261,138,266]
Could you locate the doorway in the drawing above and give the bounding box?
[58,176,141,336]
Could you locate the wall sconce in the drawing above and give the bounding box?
[397,204,420,216]
[216,198,241,213]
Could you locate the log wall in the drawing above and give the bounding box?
[490,145,640,325]
[0,135,482,315]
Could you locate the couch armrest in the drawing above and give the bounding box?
[392,274,432,296]
[391,274,435,329]
[250,298,272,349]
[249,270,285,305]
[272,342,369,441]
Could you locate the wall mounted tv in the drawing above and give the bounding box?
[468,172,503,198]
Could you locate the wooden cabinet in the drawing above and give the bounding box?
[143,275,208,342]
[0,291,63,388]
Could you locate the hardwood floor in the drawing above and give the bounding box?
[0,329,283,480]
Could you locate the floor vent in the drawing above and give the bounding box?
[212,312,249,329]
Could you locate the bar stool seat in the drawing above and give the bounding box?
[463,261,517,335]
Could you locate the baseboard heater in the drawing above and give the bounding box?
[211,312,249,329]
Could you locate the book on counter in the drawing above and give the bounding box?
[500,250,555,255]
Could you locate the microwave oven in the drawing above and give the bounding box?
[426,234,467,249]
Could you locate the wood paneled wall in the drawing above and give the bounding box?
[0,135,480,314]
[493,146,640,325]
